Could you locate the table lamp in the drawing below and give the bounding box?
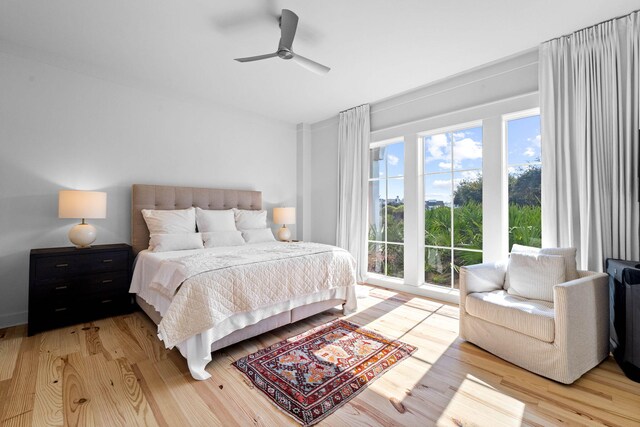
[58,190,107,248]
[273,207,296,241]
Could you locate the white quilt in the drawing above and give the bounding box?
[153,242,358,348]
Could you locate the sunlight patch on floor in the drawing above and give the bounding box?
[438,375,525,427]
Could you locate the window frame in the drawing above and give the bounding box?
[420,120,484,289]
[502,108,541,253]
[367,137,405,279]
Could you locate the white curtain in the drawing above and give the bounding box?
[540,11,640,271]
[336,104,370,282]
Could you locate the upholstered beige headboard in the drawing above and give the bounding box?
[131,184,262,255]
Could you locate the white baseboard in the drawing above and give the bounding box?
[0,311,27,329]
[365,275,460,305]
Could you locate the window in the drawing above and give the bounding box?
[423,125,483,288]
[505,113,541,248]
[365,96,540,301]
[368,139,404,278]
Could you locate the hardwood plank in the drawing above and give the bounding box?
[61,353,94,427]
[1,286,639,427]
[207,352,294,426]
[132,360,191,426]
[38,326,61,357]
[109,317,148,364]
[91,318,126,360]
[101,357,159,426]
[32,352,64,427]
[80,324,108,359]
[121,314,168,362]
[0,379,10,422]
[0,325,24,381]
[153,359,224,426]
[1,333,37,427]
[57,326,81,358]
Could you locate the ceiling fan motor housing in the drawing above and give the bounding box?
[277,48,294,60]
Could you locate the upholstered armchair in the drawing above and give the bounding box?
[459,260,609,384]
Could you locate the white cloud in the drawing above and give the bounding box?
[425,134,448,160]
[453,138,482,160]
[452,131,466,139]
[528,134,541,147]
[426,135,482,169]
[524,147,535,157]
[432,179,451,188]
[432,178,462,189]
[387,154,399,166]
[461,170,481,180]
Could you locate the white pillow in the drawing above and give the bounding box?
[202,231,245,248]
[242,228,276,243]
[507,252,566,302]
[511,244,578,282]
[141,207,196,235]
[195,208,237,232]
[149,233,204,252]
[233,209,267,230]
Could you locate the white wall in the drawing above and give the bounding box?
[305,49,539,293]
[308,121,340,245]
[0,51,297,327]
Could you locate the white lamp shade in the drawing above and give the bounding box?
[273,207,296,225]
[58,190,107,219]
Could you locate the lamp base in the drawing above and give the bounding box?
[68,223,97,248]
[277,225,291,242]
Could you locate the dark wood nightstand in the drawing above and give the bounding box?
[28,243,133,336]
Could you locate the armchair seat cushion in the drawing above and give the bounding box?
[466,290,555,343]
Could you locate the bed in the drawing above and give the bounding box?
[128,184,357,380]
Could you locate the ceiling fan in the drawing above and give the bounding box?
[234,9,330,75]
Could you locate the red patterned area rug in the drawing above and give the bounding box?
[232,319,417,426]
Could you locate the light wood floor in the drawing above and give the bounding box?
[1,286,639,427]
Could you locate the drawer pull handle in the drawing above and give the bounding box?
[101,299,113,304]
[54,307,67,312]
[102,259,113,263]
[56,263,69,268]
[55,285,68,290]
[102,279,113,284]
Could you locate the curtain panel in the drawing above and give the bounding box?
[336,104,370,282]
[540,11,640,271]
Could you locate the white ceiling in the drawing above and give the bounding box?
[0,1,638,125]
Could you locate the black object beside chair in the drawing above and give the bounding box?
[606,258,640,383]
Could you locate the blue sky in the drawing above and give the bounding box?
[507,115,541,166]
[370,116,540,202]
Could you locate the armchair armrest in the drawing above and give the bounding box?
[460,261,508,296]
[458,261,507,340]
[553,271,609,374]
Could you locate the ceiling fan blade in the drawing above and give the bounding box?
[291,54,330,75]
[279,9,298,50]
[234,52,278,62]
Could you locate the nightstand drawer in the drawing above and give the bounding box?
[37,300,77,325]
[35,256,78,282]
[83,271,129,295]
[82,295,133,319]
[32,280,75,298]
[85,251,128,273]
